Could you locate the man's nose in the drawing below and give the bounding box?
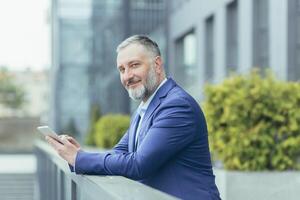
[123,68,134,81]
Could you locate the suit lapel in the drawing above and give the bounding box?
[142,78,175,124]
[128,112,140,152]
[137,78,176,144]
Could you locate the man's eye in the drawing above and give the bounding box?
[132,63,139,68]
[119,68,125,73]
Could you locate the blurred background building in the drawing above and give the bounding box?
[50,0,300,140]
[50,0,167,140]
[168,0,300,99]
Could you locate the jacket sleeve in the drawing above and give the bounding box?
[68,130,129,172]
[112,130,129,154]
[74,98,198,180]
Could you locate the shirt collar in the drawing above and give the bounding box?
[137,78,167,116]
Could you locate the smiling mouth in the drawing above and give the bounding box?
[127,80,141,88]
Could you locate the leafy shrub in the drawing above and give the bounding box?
[203,70,300,171]
[94,114,130,148]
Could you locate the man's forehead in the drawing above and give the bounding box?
[117,44,148,65]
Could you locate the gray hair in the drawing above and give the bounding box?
[116,35,161,58]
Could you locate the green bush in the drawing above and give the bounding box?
[203,70,300,171]
[94,114,130,148]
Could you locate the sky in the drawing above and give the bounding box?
[0,0,50,71]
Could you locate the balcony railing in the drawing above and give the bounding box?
[34,140,177,200]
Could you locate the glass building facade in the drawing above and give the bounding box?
[51,0,167,139]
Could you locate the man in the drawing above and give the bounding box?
[47,35,221,200]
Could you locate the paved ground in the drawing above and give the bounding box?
[0,154,36,200]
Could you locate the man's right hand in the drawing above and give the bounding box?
[46,134,81,166]
[59,135,81,149]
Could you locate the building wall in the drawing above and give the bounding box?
[269,0,288,80]
[168,0,293,102]
[15,70,49,118]
[91,0,129,115]
[51,0,92,139]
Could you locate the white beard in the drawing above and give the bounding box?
[127,65,158,101]
[128,85,146,101]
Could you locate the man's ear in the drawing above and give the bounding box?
[154,56,163,73]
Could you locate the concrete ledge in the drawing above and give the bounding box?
[214,169,300,200]
[35,140,178,200]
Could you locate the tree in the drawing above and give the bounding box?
[0,67,25,109]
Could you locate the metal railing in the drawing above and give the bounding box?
[34,140,177,200]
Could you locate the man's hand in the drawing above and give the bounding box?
[46,135,81,166]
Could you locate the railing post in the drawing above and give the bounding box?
[58,170,65,200]
[71,180,77,200]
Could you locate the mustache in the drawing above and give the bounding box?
[126,77,141,87]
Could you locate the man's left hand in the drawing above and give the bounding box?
[46,135,80,166]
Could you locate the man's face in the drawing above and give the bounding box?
[117,44,158,101]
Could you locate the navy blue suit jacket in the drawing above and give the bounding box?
[74,78,221,200]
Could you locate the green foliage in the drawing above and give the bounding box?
[0,68,25,109]
[203,69,300,171]
[85,104,102,146]
[94,114,130,148]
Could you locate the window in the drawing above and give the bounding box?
[288,0,300,81]
[205,15,214,82]
[252,0,269,68]
[174,31,197,88]
[226,0,238,74]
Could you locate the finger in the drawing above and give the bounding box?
[59,135,73,144]
[46,136,64,150]
[58,134,68,140]
[61,136,80,151]
[67,136,80,148]
[59,135,80,148]
[59,135,72,145]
